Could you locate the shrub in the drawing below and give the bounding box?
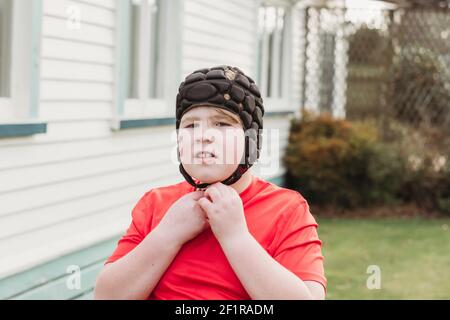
[284,111,450,214]
[283,111,403,208]
[386,121,450,214]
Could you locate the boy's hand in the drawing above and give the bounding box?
[197,183,249,244]
[156,191,210,246]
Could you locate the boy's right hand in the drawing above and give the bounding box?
[155,191,210,246]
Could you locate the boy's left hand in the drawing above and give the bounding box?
[197,182,249,244]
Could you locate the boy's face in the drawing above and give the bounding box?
[178,106,245,184]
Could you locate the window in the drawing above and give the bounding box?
[0,0,12,98]
[0,0,46,138]
[115,0,183,124]
[256,3,289,102]
[128,0,162,99]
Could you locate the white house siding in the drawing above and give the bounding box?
[0,0,169,279]
[0,0,295,279]
[181,0,259,79]
[252,116,291,180]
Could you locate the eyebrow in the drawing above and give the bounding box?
[180,114,234,124]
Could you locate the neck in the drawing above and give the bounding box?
[229,170,253,194]
[191,169,254,192]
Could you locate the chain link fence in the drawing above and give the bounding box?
[298,2,450,136]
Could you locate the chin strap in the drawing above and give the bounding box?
[179,162,249,191]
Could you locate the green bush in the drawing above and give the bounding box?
[283,112,450,214]
[386,121,450,214]
[283,112,403,208]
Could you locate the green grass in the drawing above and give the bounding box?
[317,217,450,299]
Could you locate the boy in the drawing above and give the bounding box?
[94,66,326,300]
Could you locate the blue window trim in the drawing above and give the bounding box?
[0,0,46,138]
[119,117,175,130]
[0,123,47,138]
[116,111,295,130]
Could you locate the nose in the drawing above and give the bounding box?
[195,122,215,143]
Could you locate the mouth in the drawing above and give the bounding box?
[195,150,217,159]
[194,150,218,165]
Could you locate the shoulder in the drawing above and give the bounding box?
[138,180,193,204]
[257,176,308,210]
[257,177,316,226]
[130,180,192,218]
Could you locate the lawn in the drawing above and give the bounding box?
[317,217,450,299]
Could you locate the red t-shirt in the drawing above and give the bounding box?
[105,175,327,299]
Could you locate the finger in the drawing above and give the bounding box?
[211,181,224,189]
[194,201,208,217]
[198,206,210,222]
[217,184,234,200]
[197,197,214,214]
[216,183,234,196]
[223,183,236,196]
[193,201,205,213]
[212,182,231,195]
[188,190,205,200]
[204,187,221,203]
[203,219,210,229]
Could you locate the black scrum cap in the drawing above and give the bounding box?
[176,65,265,190]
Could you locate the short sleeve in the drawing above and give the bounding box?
[272,198,327,291]
[104,191,153,265]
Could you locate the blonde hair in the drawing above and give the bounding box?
[214,107,242,126]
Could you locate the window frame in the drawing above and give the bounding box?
[113,0,184,130]
[0,0,13,114]
[256,0,293,113]
[0,0,46,138]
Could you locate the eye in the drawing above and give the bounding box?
[183,123,197,128]
[216,121,231,127]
